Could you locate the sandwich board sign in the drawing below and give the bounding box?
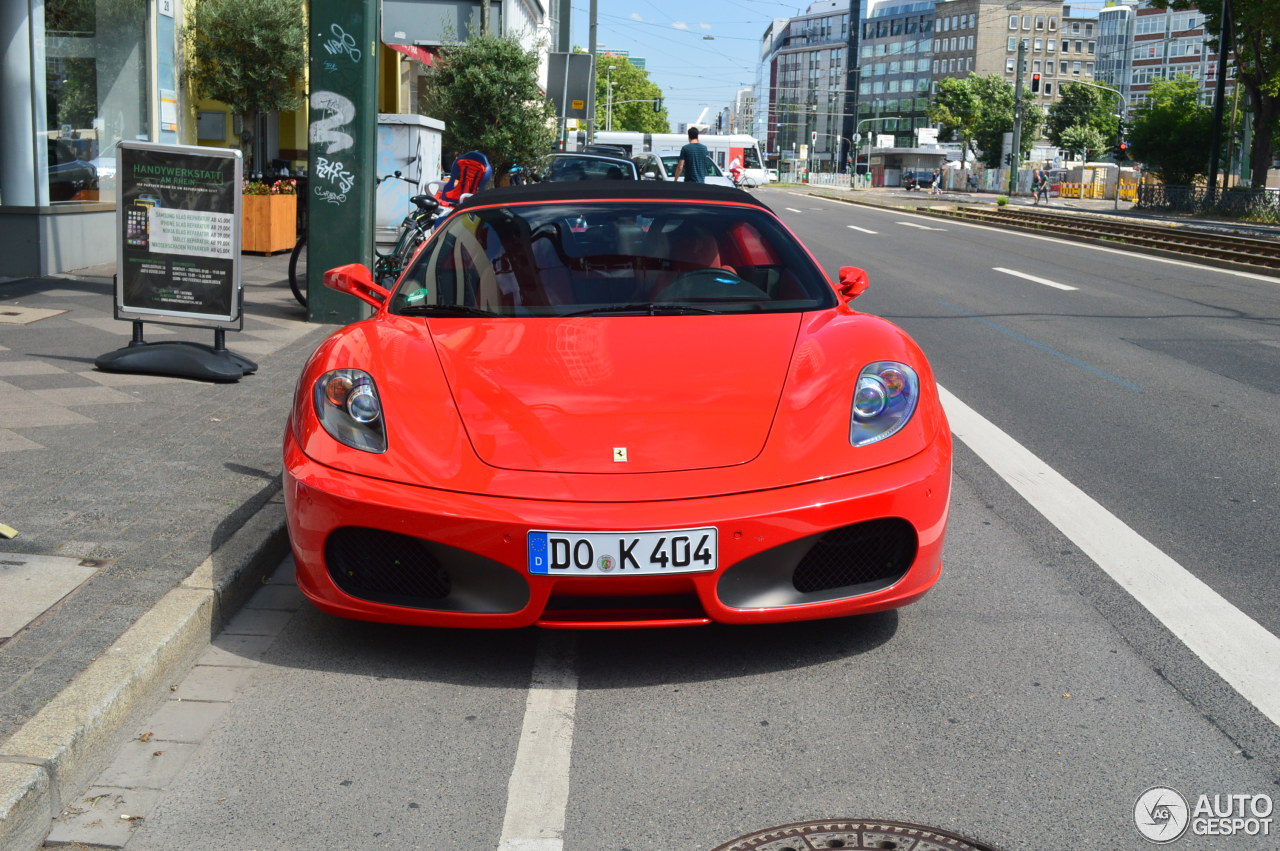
[98,141,256,381]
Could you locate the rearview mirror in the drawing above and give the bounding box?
[837,266,869,302]
[324,263,390,308]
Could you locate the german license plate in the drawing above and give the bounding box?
[528,528,717,576]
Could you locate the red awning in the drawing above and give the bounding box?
[387,43,436,67]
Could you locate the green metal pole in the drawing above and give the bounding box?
[304,0,378,325]
[1008,38,1025,197]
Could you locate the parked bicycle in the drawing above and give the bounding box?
[288,171,442,308]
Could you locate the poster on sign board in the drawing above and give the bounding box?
[115,141,242,328]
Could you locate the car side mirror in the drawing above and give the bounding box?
[324,263,390,308]
[837,266,869,302]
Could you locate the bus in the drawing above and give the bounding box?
[582,132,770,186]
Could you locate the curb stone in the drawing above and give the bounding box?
[0,491,290,850]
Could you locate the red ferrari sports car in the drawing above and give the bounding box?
[284,181,951,629]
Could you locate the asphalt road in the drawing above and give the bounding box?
[52,190,1280,850]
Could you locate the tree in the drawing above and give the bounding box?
[1060,124,1108,162]
[1047,82,1120,151]
[930,76,982,162]
[419,33,557,175]
[182,0,306,170]
[1127,74,1217,185]
[1153,0,1280,188]
[931,74,1044,168]
[593,53,669,133]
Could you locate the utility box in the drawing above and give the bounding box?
[375,113,445,247]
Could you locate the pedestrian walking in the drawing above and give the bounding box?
[1038,167,1051,205]
[672,127,711,183]
[930,168,942,195]
[1031,167,1044,205]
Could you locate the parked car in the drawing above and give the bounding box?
[541,152,638,182]
[285,180,952,629]
[48,138,97,201]
[633,151,736,187]
[902,171,936,191]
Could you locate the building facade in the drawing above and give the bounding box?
[759,1,859,170]
[859,0,936,147]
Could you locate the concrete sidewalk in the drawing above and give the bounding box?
[0,252,329,848]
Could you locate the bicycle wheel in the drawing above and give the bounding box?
[288,234,307,307]
[740,175,759,190]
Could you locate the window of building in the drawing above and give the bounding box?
[1035,15,1045,30]
[967,35,974,50]
[1088,40,1096,54]
[1008,36,1017,51]
[1048,38,1056,51]
[28,0,150,206]
[1044,81,1053,95]
[1049,16,1058,31]
[1072,61,1081,75]
[1009,14,1018,29]
[1022,15,1032,30]
[1034,37,1043,51]
[1006,57,1016,73]
[1033,59,1042,72]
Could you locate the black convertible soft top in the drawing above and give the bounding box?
[455,179,775,213]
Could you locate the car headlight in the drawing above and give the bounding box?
[313,369,387,453]
[850,361,919,447]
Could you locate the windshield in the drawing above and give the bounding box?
[544,156,634,181]
[659,155,724,177]
[391,202,836,317]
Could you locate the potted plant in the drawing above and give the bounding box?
[241,178,297,254]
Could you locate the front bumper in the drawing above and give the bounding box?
[284,430,951,628]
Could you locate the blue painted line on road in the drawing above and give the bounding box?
[938,300,1142,392]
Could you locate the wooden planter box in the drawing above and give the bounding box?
[241,193,296,254]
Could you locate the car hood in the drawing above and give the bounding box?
[420,314,801,474]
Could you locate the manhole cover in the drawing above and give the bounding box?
[712,819,1001,851]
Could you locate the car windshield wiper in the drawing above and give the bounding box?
[564,302,721,316]
[398,304,500,317]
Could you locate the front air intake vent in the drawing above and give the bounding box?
[326,527,452,604]
[791,518,916,593]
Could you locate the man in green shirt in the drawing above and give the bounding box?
[672,127,710,183]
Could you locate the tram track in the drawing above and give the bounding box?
[920,205,1280,274]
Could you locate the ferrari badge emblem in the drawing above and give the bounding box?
[613,447,628,462]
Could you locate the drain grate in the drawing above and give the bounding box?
[712,819,1001,851]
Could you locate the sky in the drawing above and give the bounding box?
[568,0,806,134]
[567,0,1109,136]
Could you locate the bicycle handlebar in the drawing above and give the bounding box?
[375,170,421,186]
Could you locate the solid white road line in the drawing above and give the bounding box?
[785,207,804,213]
[847,225,878,234]
[498,632,579,851]
[897,221,944,230]
[940,384,1280,727]
[994,266,1078,291]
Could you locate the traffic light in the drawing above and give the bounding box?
[1031,73,1041,93]
[1116,140,1130,161]
[653,98,662,113]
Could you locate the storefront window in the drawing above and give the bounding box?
[43,0,150,203]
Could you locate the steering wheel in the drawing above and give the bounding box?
[656,268,769,301]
